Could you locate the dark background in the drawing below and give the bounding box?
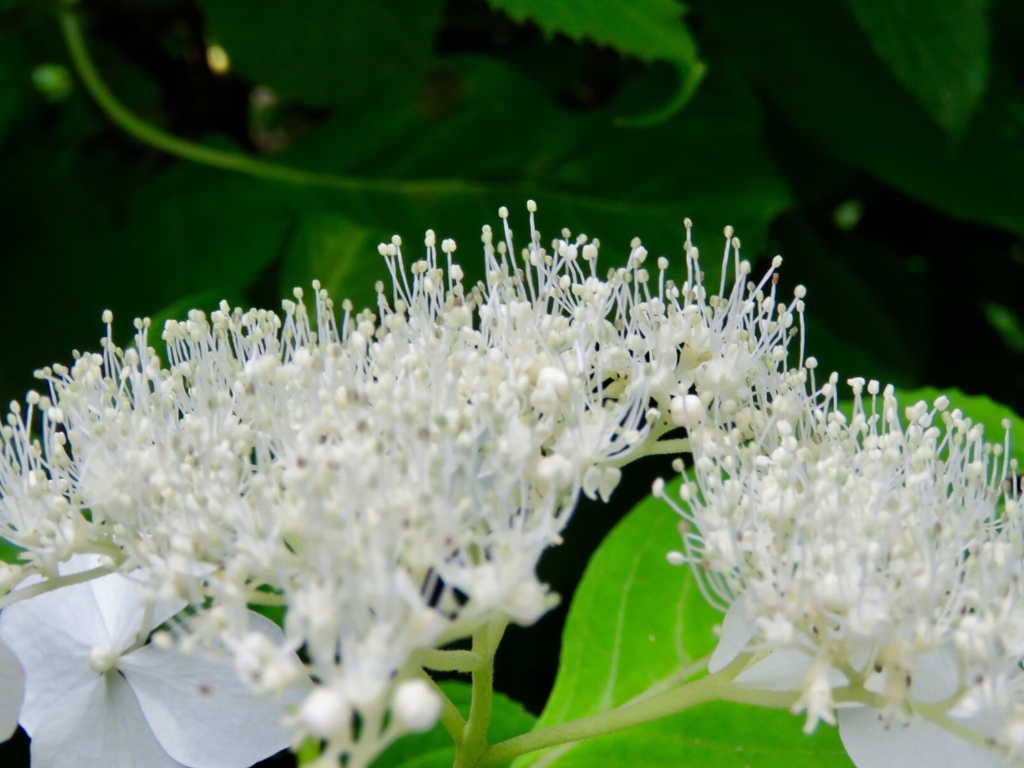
[1,0,1022,764]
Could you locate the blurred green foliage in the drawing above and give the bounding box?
[1,0,1022,415]
[0,0,1023,765]
[840,0,990,136]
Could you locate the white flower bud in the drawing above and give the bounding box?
[391,679,441,733]
[670,394,705,427]
[87,645,119,674]
[298,687,352,739]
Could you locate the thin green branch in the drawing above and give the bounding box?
[0,564,113,610]
[420,648,484,673]
[834,686,996,755]
[614,60,707,129]
[57,2,684,224]
[57,5,482,196]
[415,671,467,743]
[912,700,996,753]
[643,437,692,457]
[453,619,507,768]
[243,589,288,606]
[479,669,799,768]
[603,417,693,473]
[621,653,712,704]
[479,649,999,768]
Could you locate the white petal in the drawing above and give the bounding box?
[6,556,185,651]
[122,614,294,768]
[81,569,185,652]
[909,647,959,704]
[90,573,158,652]
[0,588,102,735]
[0,570,186,735]
[838,707,1004,768]
[27,672,184,768]
[708,600,756,673]
[732,647,816,690]
[0,637,24,741]
[706,602,848,692]
[55,553,108,577]
[1,572,113,652]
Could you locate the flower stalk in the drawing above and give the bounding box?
[477,655,797,768]
[455,620,509,768]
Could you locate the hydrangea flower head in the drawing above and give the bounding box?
[0,204,807,765]
[661,369,1024,765]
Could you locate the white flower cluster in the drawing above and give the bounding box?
[0,203,802,766]
[660,366,1023,765]
[0,555,297,768]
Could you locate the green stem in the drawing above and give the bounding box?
[0,564,113,610]
[56,5,505,199]
[642,437,692,457]
[913,700,995,753]
[421,648,484,673]
[835,686,995,755]
[242,588,288,606]
[57,5,348,189]
[416,671,467,744]
[604,418,692,473]
[453,619,507,768]
[478,670,798,768]
[59,2,681,226]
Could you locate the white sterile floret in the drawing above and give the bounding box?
[666,372,1024,766]
[0,555,297,768]
[391,679,442,733]
[0,636,24,742]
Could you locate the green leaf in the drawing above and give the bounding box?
[900,386,1024,468]
[196,0,445,108]
[0,539,22,565]
[0,142,304,404]
[699,0,1024,237]
[0,34,29,142]
[482,0,698,65]
[372,681,535,768]
[112,161,302,309]
[515,481,853,768]
[482,0,704,123]
[527,703,853,768]
[0,140,120,409]
[276,55,791,302]
[984,301,1024,354]
[840,0,990,135]
[525,480,721,733]
[280,213,386,313]
[769,215,930,388]
[144,289,246,351]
